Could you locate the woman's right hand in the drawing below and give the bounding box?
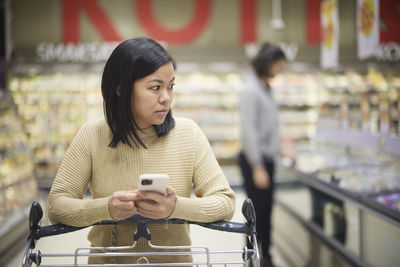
[108,191,139,221]
[252,167,270,189]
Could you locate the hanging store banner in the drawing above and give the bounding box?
[8,0,326,63]
[9,0,400,64]
[320,0,339,69]
[357,0,379,59]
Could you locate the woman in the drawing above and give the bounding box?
[238,43,286,267]
[48,37,235,265]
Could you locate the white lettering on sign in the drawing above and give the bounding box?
[36,42,119,63]
[375,42,400,61]
[244,43,259,59]
[279,42,299,61]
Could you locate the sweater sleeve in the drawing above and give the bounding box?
[240,89,263,168]
[169,122,236,222]
[47,123,113,227]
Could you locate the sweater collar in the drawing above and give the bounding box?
[136,126,158,139]
[245,72,272,95]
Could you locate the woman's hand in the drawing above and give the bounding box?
[135,186,177,219]
[252,167,270,189]
[108,191,138,221]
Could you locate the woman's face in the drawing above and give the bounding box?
[269,59,287,78]
[131,62,175,129]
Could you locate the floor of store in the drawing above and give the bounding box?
[6,188,354,267]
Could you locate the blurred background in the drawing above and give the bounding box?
[0,0,399,266]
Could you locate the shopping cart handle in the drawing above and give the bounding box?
[29,201,43,233]
[242,198,256,226]
[193,220,251,235]
[28,199,257,240]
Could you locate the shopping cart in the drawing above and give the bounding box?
[22,199,260,267]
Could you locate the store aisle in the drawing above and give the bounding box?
[6,189,289,267]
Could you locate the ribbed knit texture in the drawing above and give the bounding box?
[48,117,236,265]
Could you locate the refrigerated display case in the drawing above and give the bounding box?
[272,68,400,267]
[275,170,400,266]
[275,130,400,267]
[0,91,37,263]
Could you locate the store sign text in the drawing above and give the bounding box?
[63,0,256,45]
[374,42,400,62]
[36,42,118,62]
[61,0,400,46]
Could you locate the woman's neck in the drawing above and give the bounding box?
[260,76,271,88]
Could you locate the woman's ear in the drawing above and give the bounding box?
[116,86,121,97]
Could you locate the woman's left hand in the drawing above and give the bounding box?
[135,186,177,219]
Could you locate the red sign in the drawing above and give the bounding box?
[61,0,400,45]
[61,0,260,45]
[137,0,259,44]
[62,0,123,43]
[136,0,211,44]
[240,0,257,44]
[380,0,400,42]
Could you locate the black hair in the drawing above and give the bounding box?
[251,43,286,78]
[101,37,176,148]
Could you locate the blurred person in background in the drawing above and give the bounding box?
[238,43,287,267]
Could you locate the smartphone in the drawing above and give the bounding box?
[138,174,169,195]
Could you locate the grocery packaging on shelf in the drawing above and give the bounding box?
[10,73,103,181]
[315,163,400,194]
[375,193,400,212]
[0,91,37,227]
[281,69,400,205]
[9,69,322,177]
[173,71,242,164]
[9,67,399,184]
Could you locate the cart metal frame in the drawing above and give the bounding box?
[22,199,260,267]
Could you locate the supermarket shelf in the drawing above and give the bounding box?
[0,175,34,194]
[278,103,318,108]
[0,205,29,241]
[0,93,38,267]
[0,205,30,266]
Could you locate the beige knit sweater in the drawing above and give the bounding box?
[48,117,236,265]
